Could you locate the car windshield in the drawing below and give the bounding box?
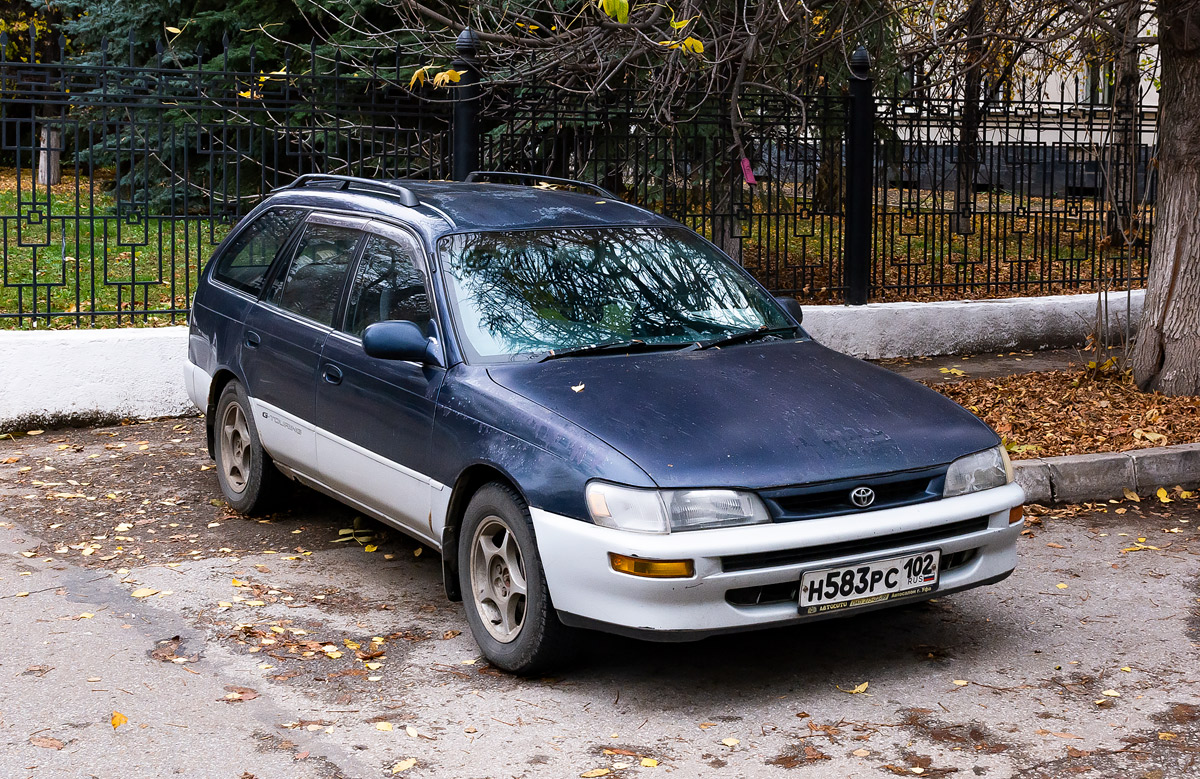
[439,226,794,362]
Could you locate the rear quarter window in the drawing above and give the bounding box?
[211,208,305,296]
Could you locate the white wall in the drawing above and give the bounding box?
[802,289,1143,360]
[0,289,1145,429]
[0,327,193,429]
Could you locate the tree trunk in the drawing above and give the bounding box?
[954,0,985,236]
[37,125,61,186]
[1106,2,1143,249]
[712,158,743,264]
[1130,0,1200,395]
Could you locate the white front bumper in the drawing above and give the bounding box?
[531,482,1024,638]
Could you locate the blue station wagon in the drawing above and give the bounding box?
[186,173,1026,673]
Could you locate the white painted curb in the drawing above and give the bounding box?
[0,326,192,428]
[0,289,1144,428]
[803,289,1144,360]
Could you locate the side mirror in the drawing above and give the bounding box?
[363,320,439,364]
[774,296,803,326]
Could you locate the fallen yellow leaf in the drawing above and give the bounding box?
[1160,732,1177,741]
[392,758,417,773]
[365,544,378,552]
[376,721,394,731]
[721,738,739,747]
[838,681,869,694]
[111,711,128,729]
[1122,488,1140,502]
[1101,689,1120,697]
[853,748,870,757]
[580,770,610,778]
[1156,487,1173,503]
[1121,666,1132,672]
[130,588,158,598]
[1056,583,1068,590]
[15,591,29,598]
[641,757,659,767]
[405,725,418,738]
[953,679,969,686]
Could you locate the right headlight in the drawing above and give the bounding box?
[585,482,771,534]
[943,445,1013,497]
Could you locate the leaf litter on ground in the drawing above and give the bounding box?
[931,367,1200,459]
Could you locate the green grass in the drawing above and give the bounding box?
[706,189,1150,302]
[0,179,232,329]
[0,169,1147,327]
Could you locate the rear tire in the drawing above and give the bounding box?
[458,483,572,675]
[213,380,282,515]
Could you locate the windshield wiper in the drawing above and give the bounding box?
[538,339,686,362]
[690,325,798,351]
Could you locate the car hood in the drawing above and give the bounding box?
[485,340,999,490]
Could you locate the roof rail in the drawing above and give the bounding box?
[464,171,615,199]
[280,174,420,208]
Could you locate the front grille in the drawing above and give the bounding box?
[760,467,946,522]
[720,516,990,573]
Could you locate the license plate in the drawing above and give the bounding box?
[799,550,940,615]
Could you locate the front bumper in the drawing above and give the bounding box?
[531,481,1024,640]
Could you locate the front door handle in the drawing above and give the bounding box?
[244,331,261,348]
[322,364,343,385]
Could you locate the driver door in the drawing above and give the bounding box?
[314,222,445,544]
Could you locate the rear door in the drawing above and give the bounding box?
[314,221,445,543]
[241,213,366,471]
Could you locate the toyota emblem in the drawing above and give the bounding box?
[849,486,876,508]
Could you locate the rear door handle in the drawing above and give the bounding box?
[322,364,343,385]
[244,331,261,348]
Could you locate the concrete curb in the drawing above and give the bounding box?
[0,327,193,429]
[1014,443,1200,504]
[803,289,1144,360]
[1,290,1143,428]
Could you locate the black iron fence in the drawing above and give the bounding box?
[0,31,1156,327]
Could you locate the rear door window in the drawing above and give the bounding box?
[342,232,431,337]
[266,223,363,327]
[211,207,304,295]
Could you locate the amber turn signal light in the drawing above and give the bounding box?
[1009,505,1024,524]
[609,553,694,578]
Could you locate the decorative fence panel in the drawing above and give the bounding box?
[0,35,449,327]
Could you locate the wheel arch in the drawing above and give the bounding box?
[204,368,241,460]
[440,462,529,602]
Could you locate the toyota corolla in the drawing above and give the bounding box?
[185,173,1025,674]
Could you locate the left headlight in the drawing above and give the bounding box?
[943,445,1013,497]
[586,482,771,534]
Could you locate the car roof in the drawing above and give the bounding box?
[262,180,676,243]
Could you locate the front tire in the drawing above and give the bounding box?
[458,483,571,675]
[213,381,282,515]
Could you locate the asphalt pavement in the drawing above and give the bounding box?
[1,419,1199,778]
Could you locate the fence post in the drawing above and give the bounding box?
[451,29,480,181]
[843,45,874,305]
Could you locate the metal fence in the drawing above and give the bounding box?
[0,31,1156,327]
[0,33,449,327]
